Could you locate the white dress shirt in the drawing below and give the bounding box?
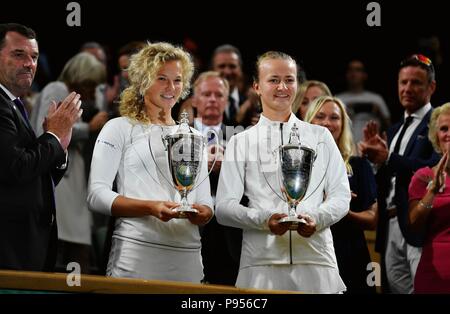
[193,118,222,140]
[386,103,432,208]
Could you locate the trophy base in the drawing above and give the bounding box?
[279,216,307,230]
[172,206,198,219]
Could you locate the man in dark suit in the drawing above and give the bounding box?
[0,23,82,271]
[175,44,247,127]
[211,44,247,126]
[359,54,440,293]
[191,71,242,285]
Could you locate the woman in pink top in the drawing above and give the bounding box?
[408,102,450,293]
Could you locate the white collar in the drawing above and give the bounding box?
[406,103,432,120]
[0,83,17,101]
[194,118,222,133]
[257,112,299,127]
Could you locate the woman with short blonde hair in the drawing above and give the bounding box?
[292,80,332,120]
[408,102,450,293]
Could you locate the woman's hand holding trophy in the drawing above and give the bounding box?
[268,212,316,237]
[186,204,214,226]
[147,200,180,222]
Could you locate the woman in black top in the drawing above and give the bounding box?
[305,95,377,294]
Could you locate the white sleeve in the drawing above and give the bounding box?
[215,134,275,230]
[87,119,124,215]
[31,82,68,136]
[309,129,351,231]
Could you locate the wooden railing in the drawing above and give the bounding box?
[0,270,296,294]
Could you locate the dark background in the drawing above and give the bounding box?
[2,0,449,121]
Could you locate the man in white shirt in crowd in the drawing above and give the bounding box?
[192,71,242,286]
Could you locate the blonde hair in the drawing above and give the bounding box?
[254,51,297,83]
[119,42,194,123]
[429,102,450,153]
[304,96,354,174]
[291,80,332,114]
[58,52,106,98]
[193,71,230,96]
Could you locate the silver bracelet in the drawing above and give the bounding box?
[419,201,433,209]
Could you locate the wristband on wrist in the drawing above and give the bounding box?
[419,201,433,209]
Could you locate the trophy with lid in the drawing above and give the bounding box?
[150,111,218,218]
[277,123,316,229]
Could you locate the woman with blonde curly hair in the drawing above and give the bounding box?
[408,102,450,293]
[305,96,378,293]
[88,42,213,282]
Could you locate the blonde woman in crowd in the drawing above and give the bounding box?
[292,80,332,120]
[408,102,450,293]
[305,96,377,293]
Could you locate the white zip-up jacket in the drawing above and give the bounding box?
[88,117,213,250]
[216,113,350,268]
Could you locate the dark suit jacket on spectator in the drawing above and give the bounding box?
[0,88,66,271]
[375,109,440,251]
[197,123,243,285]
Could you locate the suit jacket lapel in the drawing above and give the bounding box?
[0,88,36,138]
[404,109,432,156]
[12,101,36,136]
[218,123,229,146]
[387,121,402,147]
[220,123,227,136]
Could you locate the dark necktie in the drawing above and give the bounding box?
[13,98,31,128]
[228,97,237,123]
[393,116,414,154]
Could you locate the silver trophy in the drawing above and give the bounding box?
[150,111,218,218]
[277,124,316,230]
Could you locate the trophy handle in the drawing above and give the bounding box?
[148,134,178,190]
[301,141,329,202]
[258,144,288,203]
[161,132,168,151]
[189,128,220,191]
